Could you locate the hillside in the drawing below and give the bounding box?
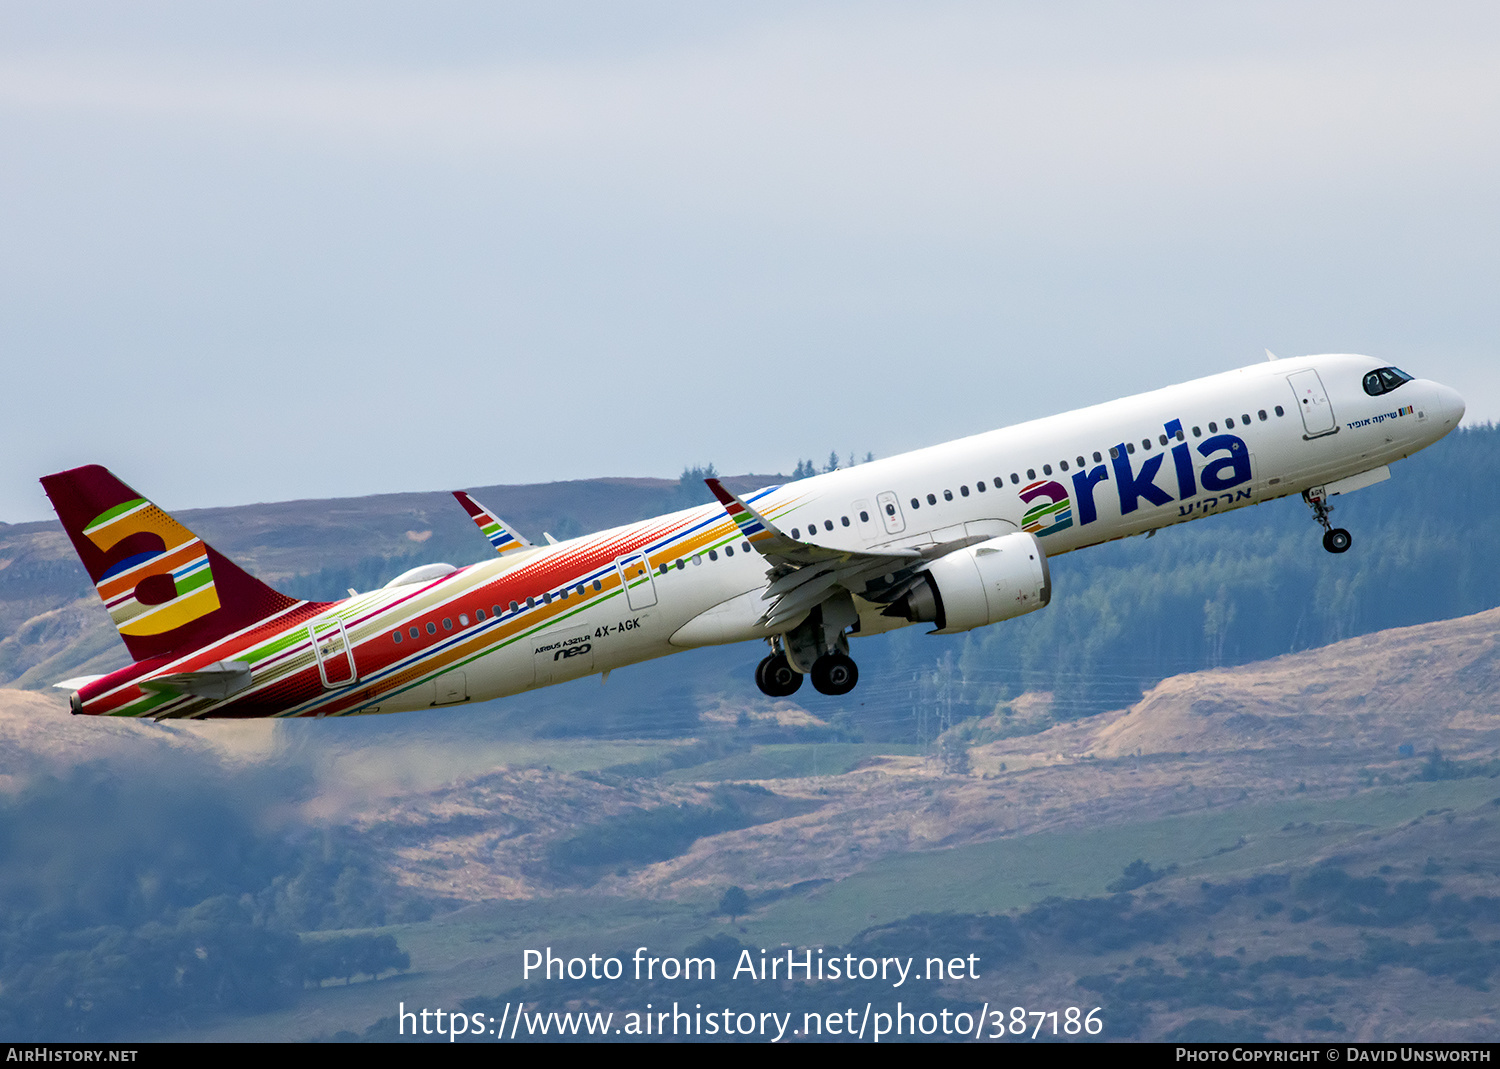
[3,599,1499,1041]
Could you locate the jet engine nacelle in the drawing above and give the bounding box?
[885,532,1051,634]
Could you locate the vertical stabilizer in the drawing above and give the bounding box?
[40,465,300,662]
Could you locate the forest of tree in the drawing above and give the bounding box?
[0,759,425,1039]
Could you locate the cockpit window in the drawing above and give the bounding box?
[1363,366,1414,396]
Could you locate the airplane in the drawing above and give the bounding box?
[44,353,1464,718]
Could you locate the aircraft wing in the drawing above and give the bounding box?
[705,478,923,630]
[453,491,533,556]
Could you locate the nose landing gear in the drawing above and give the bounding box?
[1305,490,1352,554]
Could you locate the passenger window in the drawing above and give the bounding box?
[459,614,469,626]
[1109,447,1119,459]
[1258,410,1267,421]
[1126,443,1136,454]
[1010,473,1020,484]
[791,528,800,538]
[492,605,502,617]
[426,622,437,635]
[842,515,851,525]
[1026,469,1036,480]
[943,490,953,501]
[476,609,486,620]
[542,592,552,604]
[910,498,920,509]
[1141,440,1150,451]
[861,510,871,521]
[658,563,668,574]
[885,503,896,515]
[1241,413,1251,424]
[1192,426,1201,437]
[959,485,970,496]
[526,597,535,608]
[592,579,602,591]
[410,627,420,639]
[976,481,986,492]
[824,519,834,530]
[509,601,519,612]
[393,631,402,643]
[693,555,702,566]
[1042,465,1052,476]
[1208,422,1217,432]
[709,549,718,561]
[1076,456,1085,467]
[1275,405,1285,416]
[926,493,936,505]
[725,545,733,556]
[1092,451,1102,463]
[442,618,452,631]
[1225,417,1235,428]
[742,542,750,552]
[1158,435,1168,446]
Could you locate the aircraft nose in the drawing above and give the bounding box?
[1432,383,1466,427]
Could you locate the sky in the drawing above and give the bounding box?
[2,1,1497,523]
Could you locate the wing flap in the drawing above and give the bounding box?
[705,478,922,629]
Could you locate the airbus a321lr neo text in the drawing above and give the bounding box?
[43,354,1464,718]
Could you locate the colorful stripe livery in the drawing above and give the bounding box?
[453,491,532,555]
[60,477,781,720]
[41,465,303,663]
[1019,480,1074,536]
[83,498,221,636]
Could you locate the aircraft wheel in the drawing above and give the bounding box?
[755,653,802,697]
[811,652,859,696]
[1322,528,1352,554]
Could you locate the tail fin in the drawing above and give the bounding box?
[452,490,533,555]
[40,465,300,662]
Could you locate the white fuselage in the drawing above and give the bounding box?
[77,353,1463,720]
[359,353,1461,715]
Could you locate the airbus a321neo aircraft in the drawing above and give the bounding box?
[45,354,1464,719]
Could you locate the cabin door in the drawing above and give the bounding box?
[616,551,658,610]
[1288,369,1337,438]
[875,491,906,535]
[309,618,357,688]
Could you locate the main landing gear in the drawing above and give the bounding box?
[755,651,802,697]
[754,599,861,697]
[755,647,860,697]
[1304,490,1352,554]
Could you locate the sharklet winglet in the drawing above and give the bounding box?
[452,490,533,556]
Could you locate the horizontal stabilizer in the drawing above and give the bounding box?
[54,675,105,691]
[453,491,533,556]
[138,660,253,701]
